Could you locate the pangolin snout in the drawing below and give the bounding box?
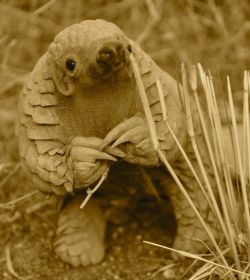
[87,41,127,80]
[97,41,126,71]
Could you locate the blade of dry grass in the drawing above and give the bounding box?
[129,54,159,149]
[243,71,250,180]
[156,76,214,212]
[143,241,250,278]
[182,64,242,271]
[198,65,239,225]
[33,0,58,16]
[189,250,230,280]
[207,73,238,218]
[80,166,109,209]
[0,190,39,209]
[5,245,25,280]
[129,53,231,270]
[227,76,250,262]
[190,267,217,280]
[155,77,167,121]
[247,72,250,182]
[198,65,237,216]
[193,65,241,270]
[136,0,161,44]
[197,64,221,169]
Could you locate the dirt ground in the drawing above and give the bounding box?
[0,159,177,280]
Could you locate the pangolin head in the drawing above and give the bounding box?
[47,19,132,96]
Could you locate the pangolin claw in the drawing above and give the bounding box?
[71,146,117,162]
[111,125,147,147]
[101,116,143,148]
[70,136,125,157]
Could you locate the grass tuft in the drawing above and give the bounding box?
[131,53,250,278]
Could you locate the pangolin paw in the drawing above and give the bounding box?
[54,197,106,267]
[102,115,159,166]
[67,136,123,189]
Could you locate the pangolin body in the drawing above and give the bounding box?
[17,19,218,267]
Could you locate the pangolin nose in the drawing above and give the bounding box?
[97,41,125,68]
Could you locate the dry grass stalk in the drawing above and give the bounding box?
[195,65,241,271]
[197,65,220,170]
[207,72,238,219]
[243,71,250,180]
[156,77,214,212]
[188,69,250,278]
[129,53,230,270]
[0,190,39,209]
[25,200,52,215]
[189,65,244,276]
[129,54,159,150]
[189,263,216,280]
[5,245,25,280]
[227,76,250,262]
[136,0,160,44]
[143,241,250,278]
[80,167,109,209]
[183,65,228,229]
[130,52,250,278]
[247,72,250,181]
[33,0,58,16]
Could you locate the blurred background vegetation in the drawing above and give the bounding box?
[0,0,249,162]
[0,0,250,96]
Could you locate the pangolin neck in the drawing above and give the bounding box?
[56,80,140,139]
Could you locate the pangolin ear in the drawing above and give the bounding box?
[49,61,75,96]
[47,43,75,96]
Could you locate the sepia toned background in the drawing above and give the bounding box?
[0,0,249,279]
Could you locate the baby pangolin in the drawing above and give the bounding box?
[17,19,219,267]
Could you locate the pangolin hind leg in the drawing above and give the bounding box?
[54,196,106,267]
[161,157,220,257]
[166,180,216,256]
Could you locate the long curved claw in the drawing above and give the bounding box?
[104,146,125,157]
[101,116,143,149]
[70,137,102,149]
[111,125,147,147]
[71,147,117,162]
[70,136,125,158]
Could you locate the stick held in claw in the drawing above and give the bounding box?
[80,167,110,209]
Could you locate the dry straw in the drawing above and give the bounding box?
[129,52,250,278]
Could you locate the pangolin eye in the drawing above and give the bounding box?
[65,58,76,71]
[127,45,132,53]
